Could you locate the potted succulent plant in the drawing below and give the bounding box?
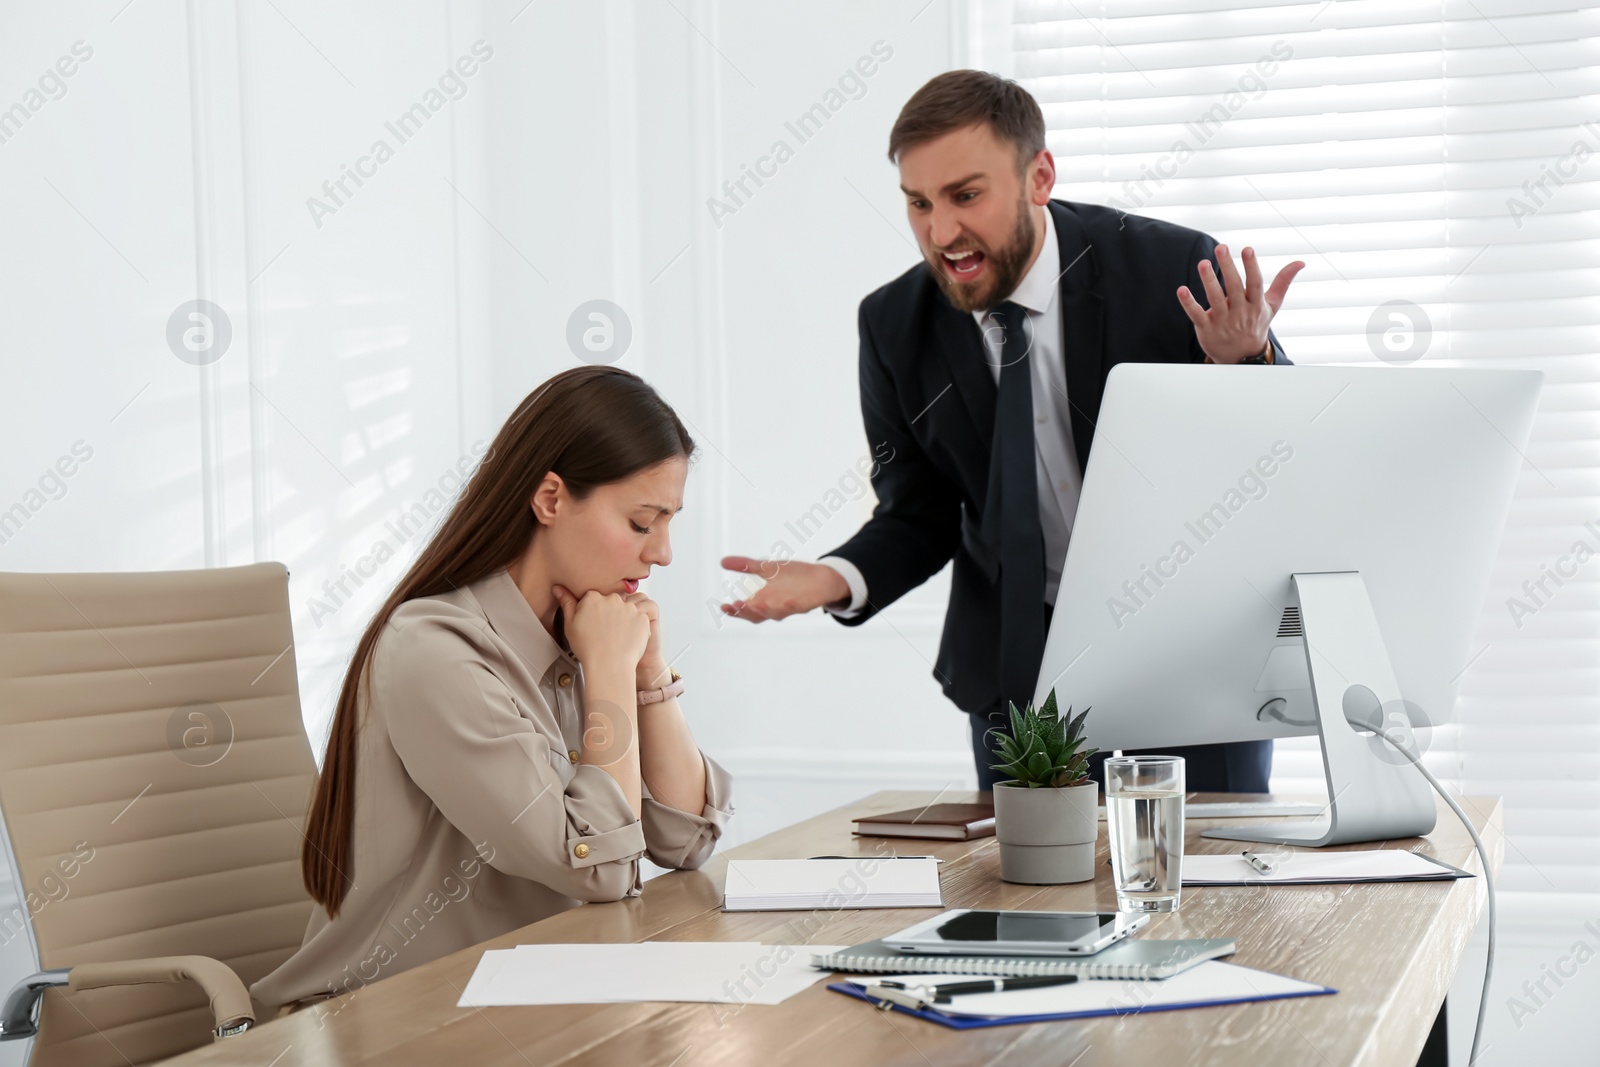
[985,690,1100,885]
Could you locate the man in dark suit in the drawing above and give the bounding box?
[719,71,1304,792]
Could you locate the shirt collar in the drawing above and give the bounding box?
[975,203,1059,321]
[468,566,574,684]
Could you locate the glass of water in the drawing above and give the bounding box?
[1104,755,1185,913]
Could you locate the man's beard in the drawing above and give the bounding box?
[926,196,1038,315]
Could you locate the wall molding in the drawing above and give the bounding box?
[687,0,733,641]
[187,0,227,567]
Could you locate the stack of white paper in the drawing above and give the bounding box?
[457,942,848,1007]
[722,858,943,911]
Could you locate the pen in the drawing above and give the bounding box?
[1242,850,1276,874]
[881,974,1079,1002]
[862,985,933,1011]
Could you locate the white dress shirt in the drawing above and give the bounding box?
[823,204,1082,614]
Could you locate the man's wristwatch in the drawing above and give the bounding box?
[1240,338,1273,365]
[637,668,684,705]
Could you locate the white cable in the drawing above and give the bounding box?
[1376,731,1496,1067]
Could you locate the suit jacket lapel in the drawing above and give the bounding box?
[931,292,1005,572]
[933,293,996,446]
[1049,201,1106,476]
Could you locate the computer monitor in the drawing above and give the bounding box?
[1034,363,1541,846]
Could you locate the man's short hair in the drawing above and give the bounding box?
[887,70,1046,174]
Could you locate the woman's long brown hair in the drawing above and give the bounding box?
[301,366,695,917]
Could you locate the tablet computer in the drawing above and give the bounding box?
[883,908,1148,957]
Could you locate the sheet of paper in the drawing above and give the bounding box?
[723,858,942,908]
[456,948,516,1006]
[1183,849,1461,884]
[456,943,849,1007]
[848,960,1332,1019]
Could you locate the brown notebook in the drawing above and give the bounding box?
[852,802,996,841]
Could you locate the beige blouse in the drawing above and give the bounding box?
[250,567,734,1012]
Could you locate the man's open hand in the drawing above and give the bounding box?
[718,556,850,623]
[1178,244,1304,364]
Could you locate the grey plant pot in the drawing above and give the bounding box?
[992,779,1101,885]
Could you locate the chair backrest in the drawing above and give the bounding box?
[0,563,318,1065]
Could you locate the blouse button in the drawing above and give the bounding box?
[568,748,580,763]
[573,842,590,859]
[558,673,573,688]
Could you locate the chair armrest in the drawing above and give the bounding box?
[67,955,255,1038]
[0,970,68,1040]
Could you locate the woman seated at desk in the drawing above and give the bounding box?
[253,366,733,1016]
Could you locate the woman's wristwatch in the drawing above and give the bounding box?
[637,668,684,705]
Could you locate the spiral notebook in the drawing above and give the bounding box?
[810,936,1236,980]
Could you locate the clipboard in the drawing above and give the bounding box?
[827,960,1337,1029]
[1179,849,1475,886]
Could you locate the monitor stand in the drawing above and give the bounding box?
[1201,571,1437,847]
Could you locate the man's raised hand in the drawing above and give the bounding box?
[1177,244,1304,364]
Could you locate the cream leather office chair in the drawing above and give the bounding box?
[0,563,319,1065]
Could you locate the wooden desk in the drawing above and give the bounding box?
[166,792,1499,1067]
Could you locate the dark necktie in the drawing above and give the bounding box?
[986,301,1047,717]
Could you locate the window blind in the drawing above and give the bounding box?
[1008,0,1600,900]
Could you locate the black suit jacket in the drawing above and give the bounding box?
[826,199,1288,717]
